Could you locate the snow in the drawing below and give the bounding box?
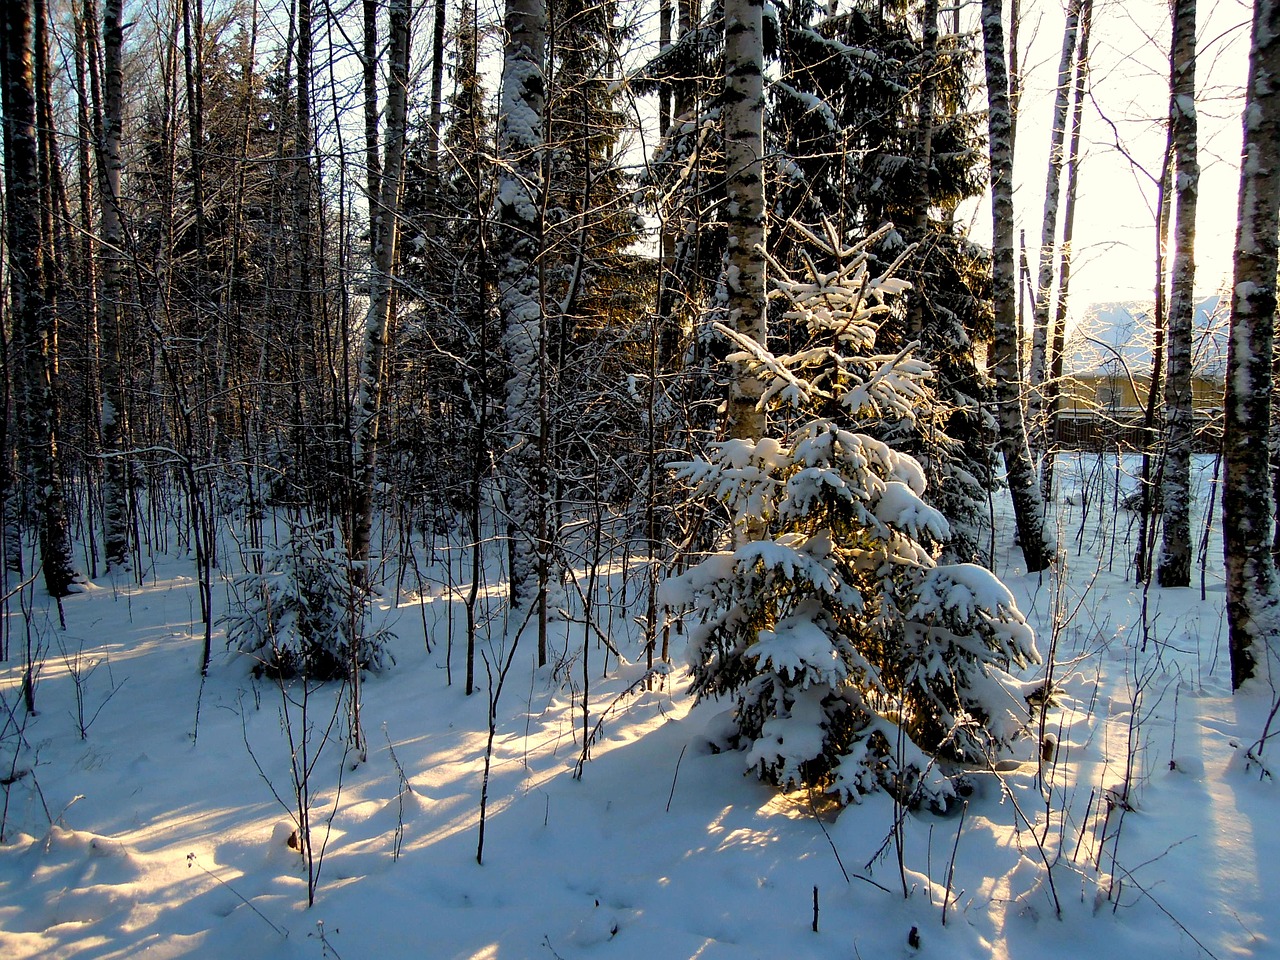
[873,480,950,542]
[1,459,1278,960]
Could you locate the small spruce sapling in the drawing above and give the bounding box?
[662,222,1040,808]
[226,518,392,680]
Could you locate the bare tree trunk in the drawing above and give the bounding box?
[981,0,1053,573]
[293,0,317,359]
[1225,0,1280,690]
[1157,0,1199,588]
[907,0,937,341]
[495,0,549,655]
[428,0,446,181]
[1,0,77,597]
[722,0,767,446]
[352,0,413,575]
[1007,0,1020,154]
[362,0,381,258]
[181,0,207,271]
[92,0,131,571]
[1136,127,1174,583]
[1028,0,1081,454]
[1041,0,1092,500]
[72,5,102,578]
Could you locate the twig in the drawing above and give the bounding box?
[807,795,891,894]
[187,853,289,939]
[942,800,967,926]
[666,744,686,813]
[1111,861,1220,960]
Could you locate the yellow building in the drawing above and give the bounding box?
[1052,297,1225,449]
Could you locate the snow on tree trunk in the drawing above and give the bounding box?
[495,0,549,652]
[981,0,1054,573]
[1,0,77,597]
[96,0,130,571]
[1225,0,1280,690]
[1157,0,1198,588]
[722,0,767,446]
[351,0,412,577]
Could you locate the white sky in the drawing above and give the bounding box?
[957,0,1252,322]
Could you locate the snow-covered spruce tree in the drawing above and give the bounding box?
[663,224,1039,808]
[226,519,392,680]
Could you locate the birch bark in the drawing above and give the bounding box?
[722,0,766,446]
[1224,0,1280,689]
[1157,0,1199,588]
[351,0,413,576]
[981,0,1053,573]
[495,0,549,655]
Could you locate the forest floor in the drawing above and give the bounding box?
[0,453,1276,960]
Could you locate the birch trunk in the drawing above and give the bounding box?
[1042,0,1092,500]
[1224,0,1280,690]
[351,0,413,576]
[1,0,77,597]
[93,0,131,571]
[495,0,549,654]
[363,0,381,257]
[722,0,766,445]
[1157,0,1199,588]
[1028,0,1081,454]
[981,0,1053,573]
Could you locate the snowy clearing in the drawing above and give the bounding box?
[0,454,1275,960]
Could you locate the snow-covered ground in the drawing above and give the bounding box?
[1,453,1275,960]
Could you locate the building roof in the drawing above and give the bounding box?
[1064,296,1227,379]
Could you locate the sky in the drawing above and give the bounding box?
[957,0,1253,318]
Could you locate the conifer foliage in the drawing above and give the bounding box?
[226,518,392,681]
[663,224,1039,808]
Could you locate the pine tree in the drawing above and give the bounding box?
[769,0,996,562]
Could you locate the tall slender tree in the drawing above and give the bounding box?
[0,0,77,596]
[1040,0,1092,501]
[1157,0,1199,587]
[93,0,131,571]
[495,0,550,656]
[981,0,1053,573]
[1027,0,1082,450]
[351,0,413,576]
[1224,0,1280,689]
[721,0,767,447]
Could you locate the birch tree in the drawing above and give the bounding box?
[721,0,766,445]
[1157,0,1199,588]
[1,0,77,597]
[1224,0,1280,689]
[1027,0,1082,449]
[1040,0,1091,501]
[94,0,131,571]
[351,0,413,575]
[981,0,1053,573]
[495,0,549,653]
